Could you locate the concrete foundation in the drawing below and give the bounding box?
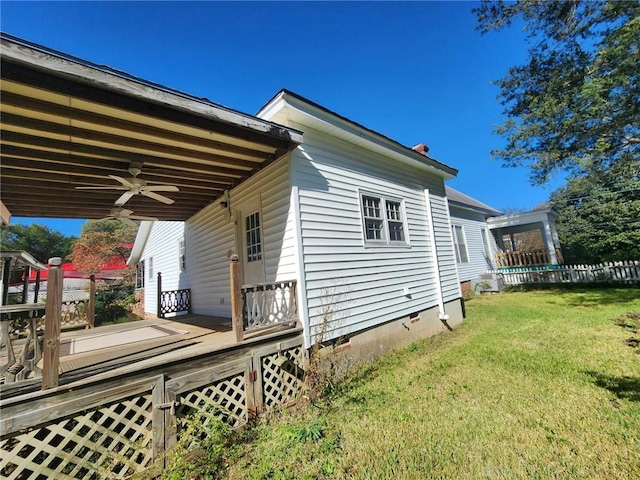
[318,298,464,373]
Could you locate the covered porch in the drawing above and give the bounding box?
[487,208,564,268]
[0,33,303,391]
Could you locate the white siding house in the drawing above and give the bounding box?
[446,186,502,292]
[130,90,464,357]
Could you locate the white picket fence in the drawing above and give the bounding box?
[490,260,640,286]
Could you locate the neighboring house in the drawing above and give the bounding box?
[487,208,563,267]
[445,187,564,291]
[129,90,465,358]
[445,186,502,293]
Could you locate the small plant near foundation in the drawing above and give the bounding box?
[302,283,351,404]
[147,410,234,480]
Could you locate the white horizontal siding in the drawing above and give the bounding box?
[140,221,185,316]
[185,155,295,317]
[449,206,496,284]
[291,126,451,343]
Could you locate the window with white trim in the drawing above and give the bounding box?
[178,238,186,272]
[245,212,262,262]
[360,192,407,244]
[452,225,469,263]
[135,260,145,289]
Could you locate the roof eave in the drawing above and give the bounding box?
[258,90,458,180]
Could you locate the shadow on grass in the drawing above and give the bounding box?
[586,371,640,402]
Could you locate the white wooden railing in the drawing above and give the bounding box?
[242,281,298,332]
[491,260,640,285]
[494,248,565,267]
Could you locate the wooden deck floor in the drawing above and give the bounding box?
[55,314,301,380]
[2,314,302,395]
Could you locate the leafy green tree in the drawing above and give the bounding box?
[550,155,640,263]
[0,223,76,263]
[475,0,639,184]
[68,219,137,276]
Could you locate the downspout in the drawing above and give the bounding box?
[423,189,449,321]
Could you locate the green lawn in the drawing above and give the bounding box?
[162,288,640,479]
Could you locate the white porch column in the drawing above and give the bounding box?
[542,219,558,264]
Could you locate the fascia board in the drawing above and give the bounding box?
[127,221,154,265]
[259,92,457,180]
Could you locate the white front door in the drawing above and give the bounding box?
[237,200,265,286]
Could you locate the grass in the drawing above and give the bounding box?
[160,288,640,479]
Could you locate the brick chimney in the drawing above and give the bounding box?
[412,143,429,156]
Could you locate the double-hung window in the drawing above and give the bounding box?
[178,238,186,272]
[360,192,407,245]
[452,225,469,263]
[135,260,145,289]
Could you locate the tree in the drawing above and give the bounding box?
[550,155,640,263]
[475,0,639,185]
[68,219,137,276]
[0,223,76,263]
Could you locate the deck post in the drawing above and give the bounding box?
[34,269,41,303]
[88,274,95,328]
[157,272,163,319]
[230,255,244,342]
[42,257,63,390]
[21,266,30,304]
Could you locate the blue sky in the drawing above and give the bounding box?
[2,1,564,237]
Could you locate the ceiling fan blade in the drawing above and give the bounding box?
[130,214,159,221]
[142,190,175,204]
[144,185,180,192]
[75,186,127,190]
[108,175,136,189]
[120,217,137,227]
[114,191,135,206]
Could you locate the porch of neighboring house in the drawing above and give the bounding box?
[487,208,564,268]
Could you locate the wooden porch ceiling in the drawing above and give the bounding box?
[0,34,303,222]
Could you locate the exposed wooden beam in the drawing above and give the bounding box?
[1,60,301,149]
[0,201,11,225]
[1,145,234,188]
[1,91,277,160]
[2,131,252,178]
[1,112,267,167]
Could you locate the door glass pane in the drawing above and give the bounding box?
[245,212,262,262]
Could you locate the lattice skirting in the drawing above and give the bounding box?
[176,371,248,430]
[261,344,306,409]
[0,391,154,480]
[0,336,305,479]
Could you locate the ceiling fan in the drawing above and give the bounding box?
[77,165,179,206]
[99,207,159,226]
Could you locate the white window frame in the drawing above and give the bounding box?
[148,257,154,282]
[359,191,410,246]
[245,211,263,262]
[135,260,145,289]
[178,238,186,272]
[451,225,469,264]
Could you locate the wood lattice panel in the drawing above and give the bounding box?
[0,392,153,479]
[262,346,305,408]
[176,371,247,429]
